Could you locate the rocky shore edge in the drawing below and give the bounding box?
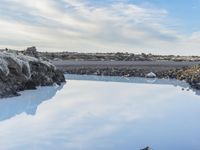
[162,65,200,90]
[0,47,65,98]
[63,65,200,90]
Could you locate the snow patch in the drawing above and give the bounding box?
[41,60,56,70]
[0,58,9,76]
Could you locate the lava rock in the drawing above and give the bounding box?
[0,49,65,98]
[23,46,39,58]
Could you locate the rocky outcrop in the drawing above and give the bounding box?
[23,46,40,58]
[0,48,65,98]
[160,65,200,89]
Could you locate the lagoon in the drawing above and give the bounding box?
[0,75,200,150]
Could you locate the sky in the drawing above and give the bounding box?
[0,0,200,55]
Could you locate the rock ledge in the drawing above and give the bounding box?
[0,47,65,98]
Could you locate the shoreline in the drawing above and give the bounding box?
[53,60,200,90]
[1,47,200,97]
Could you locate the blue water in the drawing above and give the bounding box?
[0,75,199,150]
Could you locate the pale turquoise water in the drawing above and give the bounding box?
[0,75,200,150]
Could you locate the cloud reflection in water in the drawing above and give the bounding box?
[0,75,199,150]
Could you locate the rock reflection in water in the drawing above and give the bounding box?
[0,84,65,121]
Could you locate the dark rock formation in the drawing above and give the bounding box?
[0,48,65,98]
[23,46,40,58]
[161,65,200,89]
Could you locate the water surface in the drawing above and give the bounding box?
[0,75,200,150]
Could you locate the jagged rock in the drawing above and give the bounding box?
[0,49,65,98]
[23,46,39,58]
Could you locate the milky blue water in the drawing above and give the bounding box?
[0,75,200,150]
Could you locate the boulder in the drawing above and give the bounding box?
[23,46,39,58]
[0,49,65,98]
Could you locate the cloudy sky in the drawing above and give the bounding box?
[0,0,200,55]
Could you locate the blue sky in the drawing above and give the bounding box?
[0,0,199,55]
[136,0,200,33]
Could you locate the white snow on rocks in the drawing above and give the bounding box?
[0,58,9,76]
[0,50,56,78]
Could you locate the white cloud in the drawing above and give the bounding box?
[0,0,199,55]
